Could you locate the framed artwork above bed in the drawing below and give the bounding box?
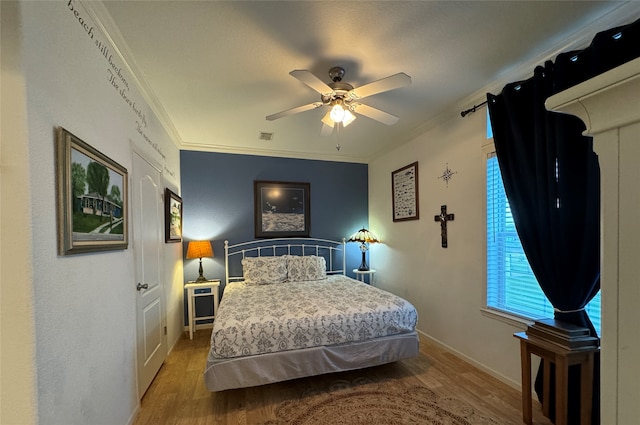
[254,180,310,238]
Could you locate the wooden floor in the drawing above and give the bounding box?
[133,330,552,425]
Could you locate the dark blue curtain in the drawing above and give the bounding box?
[488,64,600,424]
[487,18,640,425]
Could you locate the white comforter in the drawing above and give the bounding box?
[209,275,418,360]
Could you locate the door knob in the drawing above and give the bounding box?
[136,282,149,291]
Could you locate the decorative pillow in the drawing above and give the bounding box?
[285,255,327,282]
[241,256,287,285]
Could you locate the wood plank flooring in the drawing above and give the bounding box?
[133,330,552,425]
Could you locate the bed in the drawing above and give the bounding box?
[204,238,419,391]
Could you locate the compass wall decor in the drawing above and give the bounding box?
[437,163,457,187]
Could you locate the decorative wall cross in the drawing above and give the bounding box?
[434,205,455,248]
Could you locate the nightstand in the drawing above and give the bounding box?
[184,279,220,340]
[353,269,376,285]
[514,332,599,425]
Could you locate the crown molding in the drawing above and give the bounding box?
[180,142,369,164]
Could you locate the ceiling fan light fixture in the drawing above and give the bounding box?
[321,110,335,127]
[267,67,411,134]
[342,109,356,127]
[330,102,346,123]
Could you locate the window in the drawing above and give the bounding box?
[485,134,601,335]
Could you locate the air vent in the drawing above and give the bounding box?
[259,132,274,141]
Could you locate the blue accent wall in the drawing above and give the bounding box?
[180,151,369,322]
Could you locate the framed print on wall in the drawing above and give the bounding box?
[55,127,129,255]
[164,188,183,243]
[254,180,310,238]
[392,161,419,222]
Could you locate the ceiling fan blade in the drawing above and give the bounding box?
[347,72,411,100]
[351,103,399,125]
[266,102,323,121]
[290,70,334,95]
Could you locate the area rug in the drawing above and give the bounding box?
[260,377,500,425]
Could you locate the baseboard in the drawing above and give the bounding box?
[416,329,520,390]
[126,405,139,425]
[167,332,182,356]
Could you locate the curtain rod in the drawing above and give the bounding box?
[460,100,488,117]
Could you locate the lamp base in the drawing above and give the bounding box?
[194,258,207,282]
[358,251,369,271]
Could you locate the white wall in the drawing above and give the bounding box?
[369,109,526,386]
[0,1,38,423]
[0,1,183,424]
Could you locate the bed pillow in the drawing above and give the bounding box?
[285,255,327,282]
[241,256,288,285]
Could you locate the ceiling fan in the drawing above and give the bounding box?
[266,66,411,136]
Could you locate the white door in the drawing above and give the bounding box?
[132,151,166,397]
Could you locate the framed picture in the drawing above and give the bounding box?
[55,127,129,255]
[392,161,419,222]
[164,188,183,243]
[254,180,310,238]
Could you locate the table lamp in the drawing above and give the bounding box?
[348,228,379,271]
[186,240,214,282]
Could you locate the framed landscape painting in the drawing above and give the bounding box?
[55,127,129,255]
[254,180,310,238]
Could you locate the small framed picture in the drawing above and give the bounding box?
[164,188,183,243]
[392,162,419,222]
[254,180,310,238]
[55,127,128,255]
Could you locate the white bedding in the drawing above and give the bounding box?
[209,275,418,361]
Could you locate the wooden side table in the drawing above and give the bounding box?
[185,280,220,340]
[353,269,376,284]
[514,332,599,425]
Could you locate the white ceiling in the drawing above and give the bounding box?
[97,1,634,163]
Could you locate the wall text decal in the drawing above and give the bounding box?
[65,0,171,165]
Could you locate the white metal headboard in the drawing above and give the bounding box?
[224,238,346,283]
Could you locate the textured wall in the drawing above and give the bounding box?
[14,2,182,424]
[1,1,38,423]
[369,110,525,388]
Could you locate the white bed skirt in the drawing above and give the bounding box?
[204,331,420,392]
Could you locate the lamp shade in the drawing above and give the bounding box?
[347,228,380,244]
[186,240,214,259]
